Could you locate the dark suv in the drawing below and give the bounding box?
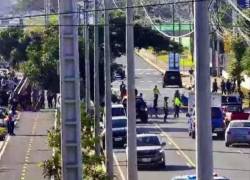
[162,71,182,88]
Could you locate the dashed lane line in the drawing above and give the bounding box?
[113,153,126,180]
[20,114,39,180]
[155,123,196,167]
[0,135,10,160]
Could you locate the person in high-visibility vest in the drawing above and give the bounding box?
[174,96,182,118]
[153,85,160,117]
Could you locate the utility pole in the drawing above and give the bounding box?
[84,0,90,113]
[58,0,82,179]
[126,0,138,180]
[194,1,213,180]
[94,0,101,156]
[104,0,113,178]
[172,1,176,69]
[44,0,50,25]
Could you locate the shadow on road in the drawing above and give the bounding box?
[139,165,194,171]
[16,134,47,137]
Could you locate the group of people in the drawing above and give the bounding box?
[153,86,183,121]
[212,79,237,94]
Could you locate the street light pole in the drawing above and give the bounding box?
[58,0,82,179]
[194,1,213,180]
[94,0,101,156]
[84,1,90,113]
[126,0,138,180]
[104,0,113,178]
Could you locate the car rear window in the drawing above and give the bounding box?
[222,96,238,104]
[112,119,127,128]
[230,122,250,127]
[137,136,160,146]
[112,107,125,117]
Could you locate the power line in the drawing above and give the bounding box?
[227,0,250,22]
[0,0,209,21]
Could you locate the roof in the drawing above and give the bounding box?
[112,116,127,120]
[111,104,124,108]
[137,134,159,138]
[229,120,250,123]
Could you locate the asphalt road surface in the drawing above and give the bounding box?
[0,111,54,180]
[112,55,250,180]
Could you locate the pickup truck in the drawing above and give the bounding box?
[188,107,225,139]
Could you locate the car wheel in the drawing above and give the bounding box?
[159,161,165,169]
[225,142,230,147]
[217,132,225,140]
[162,84,166,88]
[191,131,195,139]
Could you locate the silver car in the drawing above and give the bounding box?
[225,120,250,147]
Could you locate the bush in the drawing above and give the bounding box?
[0,127,7,141]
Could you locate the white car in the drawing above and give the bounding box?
[172,174,229,180]
[225,120,250,147]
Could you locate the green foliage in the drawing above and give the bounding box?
[242,48,250,76]
[42,105,107,180]
[237,9,250,37]
[228,37,247,90]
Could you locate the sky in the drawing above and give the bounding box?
[0,0,17,16]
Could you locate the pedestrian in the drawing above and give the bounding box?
[153,85,160,117]
[47,91,53,109]
[189,67,194,84]
[221,79,226,95]
[173,96,182,118]
[163,97,169,122]
[212,79,218,93]
[226,79,232,94]
[232,80,236,93]
[174,90,180,98]
[120,81,126,98]
[7,111,15,136]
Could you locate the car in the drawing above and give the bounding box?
[130,134,166,168]
[172,174,230,180]
[188,107,225,139]
[111,104,126,117]
[221,95,242,113]
[0,107,8,127]
[122,97,148,123]
[101,116,127,148]
[162,71,182,88]
[225,120,250,147]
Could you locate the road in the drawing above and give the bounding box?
[0,111,54,180]
[112,55,250,180]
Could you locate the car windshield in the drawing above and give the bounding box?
[222,96,238,104]
[112,119,127,128]
[137,136,160,146]
[226,106,242,112]
[211,107,222,119]
[112,107,125,116]
[230,122,250,127]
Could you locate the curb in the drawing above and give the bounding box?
[135,51,192,90]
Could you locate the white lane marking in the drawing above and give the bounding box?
[168,141,172,145]
[155,123,196,167]
[113,153,126,180]
[0,135,10,160]
[176,151,181,156]
[186,162,192,167]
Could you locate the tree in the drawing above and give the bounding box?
[242,47,250,76]
[237,9,250,37]
[229,37,247,91]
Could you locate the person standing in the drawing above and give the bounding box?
[47,91,53,108]
[163,97,169,122]
[212,79,218,93]
[174,96,182,118]
[153,85,160,117]
[119,81,126,99]
[226,79,231,94]
[221,79,226,95]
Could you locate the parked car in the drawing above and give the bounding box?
[188,107,225,139]
[101,116,127,148]
[128,134,166,168]
[162,71,182,88]
[224,111,249,127]
[221,95,242,113]
[225,120,250,147]
[122,97,148,123]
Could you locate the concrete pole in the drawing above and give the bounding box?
[58,0,82,179]
[94,0,101,156]
[126,0,138,180]
[194,1,213,180]
[104,0,113,178]
[84,1,90,112]
[172,2,176,68]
